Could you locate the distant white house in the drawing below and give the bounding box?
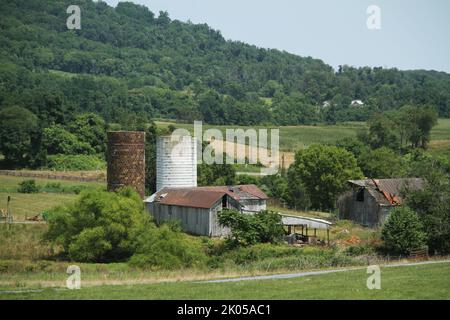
[322,101,331,108]
[350,100,364,107]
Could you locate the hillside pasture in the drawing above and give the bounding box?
[0,175,105,221]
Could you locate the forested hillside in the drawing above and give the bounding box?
[1,0,450,127]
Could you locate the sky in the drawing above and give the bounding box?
[103,0,450,73]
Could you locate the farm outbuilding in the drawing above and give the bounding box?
[145,184,269,237]
[338,178,425,228]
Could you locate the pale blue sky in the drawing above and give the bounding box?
[103,0,450,73]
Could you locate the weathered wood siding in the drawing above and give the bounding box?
[239,199,267,213]
[146,195,242,237]
[147,202,211,236]
[338,189,391,228]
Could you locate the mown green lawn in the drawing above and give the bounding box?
[2,262,449,300]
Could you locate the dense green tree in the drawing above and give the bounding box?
[44,187,146,262]
[366,114,400,150]
[288,144,363,210]
[42,125,94,155]
[381,207,427,255]
[335,137,370,159]
[358,147,404,178]
[68,113,107,154]
[0,0,448,130]
[404,164,450,254]
[0,106,39,167]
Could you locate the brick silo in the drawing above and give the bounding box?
[107,131,146,198]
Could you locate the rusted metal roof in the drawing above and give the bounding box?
[197,184,269,201]
[152,188,226,209]
[348,178,425,206]
[145,184,268,209]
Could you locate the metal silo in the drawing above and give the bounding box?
[156,135,197,191]
[107,131,146,198]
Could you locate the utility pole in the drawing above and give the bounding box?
[6,195,12,224]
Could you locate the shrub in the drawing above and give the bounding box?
[218,210,284,246]
[44,187,145,262]
[381,207,427,255]
[42,182,91,194]
[17,179,40,193]
[46,154,106,171]
[44,188,208,268]
[129,225,208,270]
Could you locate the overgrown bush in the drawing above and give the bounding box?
[44,187,145,262]
[17,179,40,193]
[129,224,208,269]
[46,154,106,171]
[218,210,284,246]
[44,188,208,269]
[381,207,427,255]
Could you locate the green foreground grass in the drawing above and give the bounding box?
[1,262,449,300]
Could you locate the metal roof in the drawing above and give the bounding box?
[348,178,425,205]
[280,214,332,230]
[196,184,269,201]
[145,184,268,209]
[148,188,227,209]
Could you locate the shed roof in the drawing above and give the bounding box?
[348,178,425,205]
[280,214,332,230]
[149,188,227,209]
[145,184,268,209]
[197,184,269,201]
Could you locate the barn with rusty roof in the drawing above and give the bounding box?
[145,185,269,236]
[337,178,425,227]
[145,135,270,236]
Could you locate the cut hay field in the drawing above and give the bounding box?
[1,261,449,300]
[155,119,450,152]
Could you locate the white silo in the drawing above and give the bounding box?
[156,135,197,191]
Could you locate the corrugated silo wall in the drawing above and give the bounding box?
[107,131,146,198]
[156,135,197,191]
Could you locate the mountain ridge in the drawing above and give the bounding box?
[0,0,449,126]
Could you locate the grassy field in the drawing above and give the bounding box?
[430,118,450,140]
[1,262,449,300]
[156,121,362,152]
[0,175,105,220]
[156,119,450,152]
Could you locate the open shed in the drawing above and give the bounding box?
[280,214,333,245]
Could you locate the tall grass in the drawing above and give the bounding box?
[0,224,53,260]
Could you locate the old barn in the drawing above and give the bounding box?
[338,178,425,228]
[145,185,269,237]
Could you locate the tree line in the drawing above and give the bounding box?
[1,0,450,129]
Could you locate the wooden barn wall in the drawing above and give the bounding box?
[239,199,267,213]
[338,189,386,227]
[147,202,210,236]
